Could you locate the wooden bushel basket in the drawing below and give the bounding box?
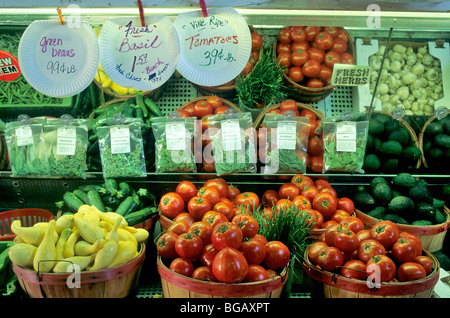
[12,243,146,298]
[355,206,450,252]
[157,256,288,298]
[303,247,440,298]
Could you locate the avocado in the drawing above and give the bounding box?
[372,182,392,204]
[425,121,443,136]
[388,195,415,215]
[383,213,409,225]
[363,154,381,171]
[423,139,432,153]
[367,206,386,219]
[411,219,433,226]
[380,140,403,156]
[369,119,384,136]
[370,176,388,189]
[414,202,436,222]
[372,113,391,125]
[388,130,409,147]
[433,250,450,270]
[384,119,400,136]
[434,209,446,224]
[408,182,433,204]
[381,158,399,171]
[353,191,376,212]
[443,184,450,206]
[428,148,444,161]
[433,198,445,210]
[434,134,450,149]
[400,146,421,163]
[391,190,402,199]
[373,138,382,152]
[366,134,374,151]
[443,117,450,135]
[392,173,416,189]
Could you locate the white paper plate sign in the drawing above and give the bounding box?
[98,16,180,91]
[174,7,252,86]
[18,20,99,98]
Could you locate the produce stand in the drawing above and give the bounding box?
[0,1,449,305]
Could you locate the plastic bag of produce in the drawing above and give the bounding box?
[96,114,147,179]
[322,112,369,173]
[206,111,257,176]
[43,115,90,179]
[5,116,50,176]
[260,112,310,174]
[151,114,197,173]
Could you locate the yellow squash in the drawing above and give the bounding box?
[107,241,137,268]
[64,228,80,258]
[133,228,149,243]
[74,213,104,244]
[53,254,96,273]
[33,220,57,273]
[56,228,72,260]
[75,239,105,256]
[8,243,37,267]
[105,217,121,243]
[55,214,74,233]
[87,240,118,271]
[11,220,45,246]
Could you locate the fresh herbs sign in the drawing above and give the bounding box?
[174,7,252,86]
[98,16,179,91]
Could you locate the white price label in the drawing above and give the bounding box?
[277,121,297,150]
[15,126,34,147]
[166,122,187,151]
[336,122,357,152]
[56,126,76,155]
[221,120,241,151]
[110,125,130,154]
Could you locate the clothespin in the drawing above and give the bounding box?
[56,7,64,25]
[199,0,208,18]
[137,0,146,27]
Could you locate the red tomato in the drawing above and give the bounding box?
[239,236,267,265]
[280,99,297,112]
[170,257,194,277]
[188,195,212,220]
[264,241,290,270]
[245,264,269,282]
[274,198,293,213]
[392,236,421,263]
[175,181,197,205]
[199,243,219,267]
[261,189,280,208]
[191,266,217,282]
[253,234,268,246]
[167,220,190,236]
[337,197,355,214]
[366,254,396,282]
[305,26,320,42]
[174,212,195,227]
[308,136,324,156]
[232,214,259,238]
[188,221,213,246]
[234,192,260,212]
[206,95,222,109]
[219,197,233,207]
[334,228,359,253]
[290,26,306,43]
[323,26,340,38]
[302,59,321,78]
[214,105,231,115]
[400,232,422,256]
[336,29,349,43]
[312,210,324,229]
[288,66,304,82]
[316,246,344,271]
[369,220,400,250]
[226,184,240,203]
[324,50,341,69]
[277,43,291,55]
[278,27,292,44]
[260,207,273,220]
[340,52,354,65]
[251,32,263,51]
[279,182,301,200]
[213,201,235,221]
[340,259,367,280]
[183,103,195,117]
[202,210,228,229]
[211,222,243,250]
[241,61,254,76]
[306,78,324,88]
[314,179,331,190]
[249,50,259,64]
[319,186,337,198]
[397,262,427,282]
[357,229,371,243]
[331,210,351,223]
[314,31,334,51]
[308,155,324,173]
[198,186,220,207]
[291,174,314,190]
[291,41,310,52]
[321,220,337,229]
[292,195,312,210]
[159,192,185,219]
[331,38,347,54]
[299,109,317,122]
[312,192,337,220]
[357,239,386,263]
[318,64,333,82]
[266,269,278,279]
[307,47,325,63]
[324,223,342,247]
[340,216,364,234]
[301,185,319,202]
[156,232,179,259]
[212,247,249,283]
[414,256,433,275]
[308,241,328,264]
[194,100,213,118]
[277,52,291,68]
[290,49,309,67]
[176,109,190,118]
[174,232,203,259]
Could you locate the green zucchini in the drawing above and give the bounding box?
[116,194,140,216]
[118,182,132,197]
[136,92,148,118]
[125,206,157,226]
[72,189,89,204]
[87,190,106,212]
[144,98,162,117]
[104,179,118,196]
[78,184,102,193]
[63,192,84,212]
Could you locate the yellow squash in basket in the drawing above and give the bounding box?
[8,243,37,267]
[75,239,105,256]
[56,228,72,260]
[87,240,118,271]
[53,253,97,273]
[74,213,104,244]
[107,240,137,268]
[33,220,57,273]
[11,220,45,246]
[64,228,80,258]
[55,214,74,234]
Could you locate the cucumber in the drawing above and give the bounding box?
[118,182,132,197]
[63,192,84,212]
[78,184,102,192]
[144,98,163,117]
[125,206,157,226]
[72,189,89,204]
[104,179,118,196]
[116,194,140,216]
[87,190,106,212]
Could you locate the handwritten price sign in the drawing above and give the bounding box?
[98,16,179,91]
[174,7,251,86]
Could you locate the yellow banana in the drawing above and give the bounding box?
[53,254,96,273]
[64,228,80,258]
[33,220,57,273]
[107,241,137,268]
[87,240,118,271]
[56,228,72,260]
[11,220,45,246]
[74,213,104,244]
[8,243,37,267]
[75,239,105,256]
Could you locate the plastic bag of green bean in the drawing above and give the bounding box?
[96,115,147,179]
[151,115,197,173]
[43,116,91,179]
[5,116,50,176]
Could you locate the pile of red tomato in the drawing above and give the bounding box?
[309,219,434,283]
[157,177,290,283]
[257,100,324,173]
[276,26,354,88]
